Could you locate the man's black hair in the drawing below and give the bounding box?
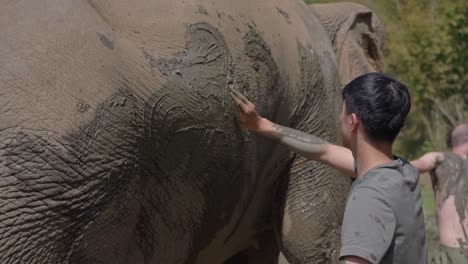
[342,72,411,142]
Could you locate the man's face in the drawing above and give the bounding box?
[339,102,352,149]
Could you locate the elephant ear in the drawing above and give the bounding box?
[311,3,384,86]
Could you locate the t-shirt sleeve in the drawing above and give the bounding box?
[339,187,396,263]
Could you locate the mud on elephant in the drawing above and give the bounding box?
[0,0,384,263]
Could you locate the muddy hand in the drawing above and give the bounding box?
[229,88,263,131]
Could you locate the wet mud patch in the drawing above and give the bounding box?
[433,153,468,251]
[1,87,143,261]
[433,153,468,221]
[97,32,114,50]
[370,214,385,230]
[140,22,251,260]
[142,22,232,89]
[76,102,91,113]
[197,5,209,16]
[243,26,284,121]
[139,22,289,260]
[62,89,143,260]
[143,22,233,146]
[289,42,327,133]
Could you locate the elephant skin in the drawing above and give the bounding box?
[0,0,383,263]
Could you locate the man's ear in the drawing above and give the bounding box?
[310,3,384,85]
[350,113,360,133]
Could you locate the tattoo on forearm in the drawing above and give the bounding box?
[270,124,329,157]
[271,124,328,144]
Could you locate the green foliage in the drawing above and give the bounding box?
[306,0,467,159]
[388,2,467,158]
[391,3,467,108]
[421,185,439,245]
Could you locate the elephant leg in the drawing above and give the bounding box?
[276,156,350,264]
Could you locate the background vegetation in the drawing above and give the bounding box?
[307,0,467,159]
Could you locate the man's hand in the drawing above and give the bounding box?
[228,87,356,177]
[229,88,267,132]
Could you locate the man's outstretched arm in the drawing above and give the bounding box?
[411,152,444,173]
[229,88,356,177]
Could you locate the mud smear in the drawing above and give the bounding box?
[63,89,143,261]
[433,153,468,221]
[140,22,250,261]
[216,27,286,245]
[289,42,327,132]
[243,26,284,120]
[139,23,286,261]
[97,32,114,50]
[2,88,142,261]
[197,5,209,16]
[276,7,292,24]
[433,152,468,251]
[76,102,91,113]
[142,49,175,76]
[370,214,385,230]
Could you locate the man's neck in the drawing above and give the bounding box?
[353,136,394,177]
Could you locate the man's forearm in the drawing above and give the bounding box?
[410,152,444,173]
[255,118,356,177]
[258,118,328,157]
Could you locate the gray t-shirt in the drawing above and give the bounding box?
[339,158,428,263]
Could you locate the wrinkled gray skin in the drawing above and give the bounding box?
[0,1,383,263]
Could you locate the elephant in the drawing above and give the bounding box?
[0,0,384,263]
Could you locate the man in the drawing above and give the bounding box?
[411,123,468,263]
[230,72,427,264]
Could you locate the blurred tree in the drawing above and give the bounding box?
[306,0,467,158]
[390,2,467,158]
